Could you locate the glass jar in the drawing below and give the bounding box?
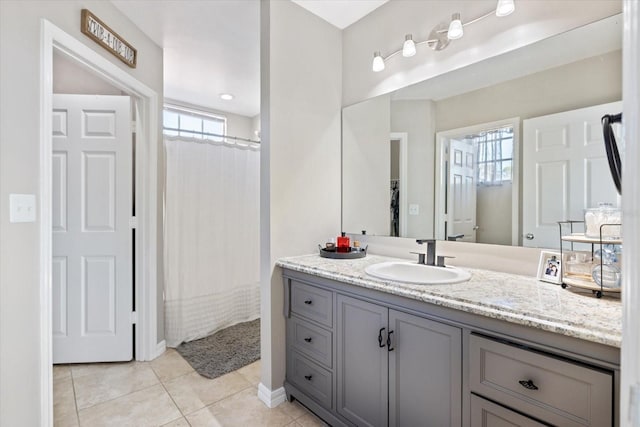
[584,203,622,239]
[591,263,621,288]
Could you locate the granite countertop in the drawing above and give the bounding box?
[276,254,622,348]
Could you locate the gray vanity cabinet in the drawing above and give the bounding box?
[336,294,462,427]
[282,268,618,427]
[470,395,546,427]
[388,309,462,427]
[336,295,389,427]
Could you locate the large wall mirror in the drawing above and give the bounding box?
[342,14,622,248]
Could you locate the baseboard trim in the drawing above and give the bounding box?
[152,340,166,360]
[257,383,286,408]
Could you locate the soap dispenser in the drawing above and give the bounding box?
[337,232,350,253]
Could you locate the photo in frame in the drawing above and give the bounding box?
[537,251,564,284]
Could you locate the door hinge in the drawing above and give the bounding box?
[129,216,138,229]
[631,383,640,425]
[131,120,137,131]
[131,311,138,324]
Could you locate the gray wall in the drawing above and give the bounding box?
[435,50,622,132]
[391,100,436,238]
[476,184,513,245]
[0,2,163,424]
[260,0,342,392]
[54,51,123,95]
[342,94,390,235]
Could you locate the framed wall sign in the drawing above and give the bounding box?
[81,9,137,68]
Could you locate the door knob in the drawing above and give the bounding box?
[525,233,534,240]
[473,226,479,230]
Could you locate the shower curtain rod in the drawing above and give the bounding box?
[164,127,261,144]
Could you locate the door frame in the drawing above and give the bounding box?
[621,1,640,425]
[435,117,520,245]
[389,132,408,237]
[39,20,159,425]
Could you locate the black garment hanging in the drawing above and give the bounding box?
[601,113,622,194]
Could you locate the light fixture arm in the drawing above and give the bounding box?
[463,10,495,27]
[381,37,441,61]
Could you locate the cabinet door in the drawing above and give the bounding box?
[388,310,462,427]
[470,394,546,427]
[337,295,388,427]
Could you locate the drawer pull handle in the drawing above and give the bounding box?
[378,327,386,348]
[304,299,313,305]
[304,337,312,343]
[304,375,313,381]
[387,330,395,351]
[518,379,539,391]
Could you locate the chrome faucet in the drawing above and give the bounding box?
[415,239,436,266]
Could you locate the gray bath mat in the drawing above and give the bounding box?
[176,319,260,379]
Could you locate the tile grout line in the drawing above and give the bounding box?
[150,362,193,426]
[69,367,81,427]
[74,379,162,413]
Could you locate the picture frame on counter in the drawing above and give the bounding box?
[537,251,564,284]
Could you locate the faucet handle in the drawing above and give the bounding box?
[437,255,455,267]
[416,239,436,245]
[410,252,427,265]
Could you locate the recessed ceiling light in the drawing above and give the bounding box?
[220,93,234,101]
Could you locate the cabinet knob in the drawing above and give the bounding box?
[304,337,312,343]
[378,327,386,348]
[518,379,539,390]
[304,375,313,381]
[304,299,313,305]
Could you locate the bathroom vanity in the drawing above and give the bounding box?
[278,254,621,427]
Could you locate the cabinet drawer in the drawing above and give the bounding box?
[289,316,333,368]
[471,394,546,427]
[288,351,332,409]
[291,281,333,327]
[469,334,613,427]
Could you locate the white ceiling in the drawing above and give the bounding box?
[291,0,389,29]
[111,0,389,118]
[111,0,261,117]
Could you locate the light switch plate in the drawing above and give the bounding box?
[409,204,419,215]
[9,194,37,223]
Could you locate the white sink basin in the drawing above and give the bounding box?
[364,261,471,285]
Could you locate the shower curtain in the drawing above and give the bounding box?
[163,135,260,347]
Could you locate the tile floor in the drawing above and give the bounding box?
[53,349,327,427]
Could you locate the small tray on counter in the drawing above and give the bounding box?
[318,244,367,259]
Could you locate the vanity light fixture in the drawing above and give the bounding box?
[372,0,515,72]
[402,34,417,57]
[372,51,385,72]
[447,13,464,40]
[496,0,515,17]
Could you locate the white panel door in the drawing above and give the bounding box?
[447,138,477,242]
[52,94,133,363]
[522,101,622,249]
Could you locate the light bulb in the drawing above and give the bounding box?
[402,34,416,57]
[220,93,234,101]
[372,51,385,72]
[496,0,515,17]
[447,13,463,40]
